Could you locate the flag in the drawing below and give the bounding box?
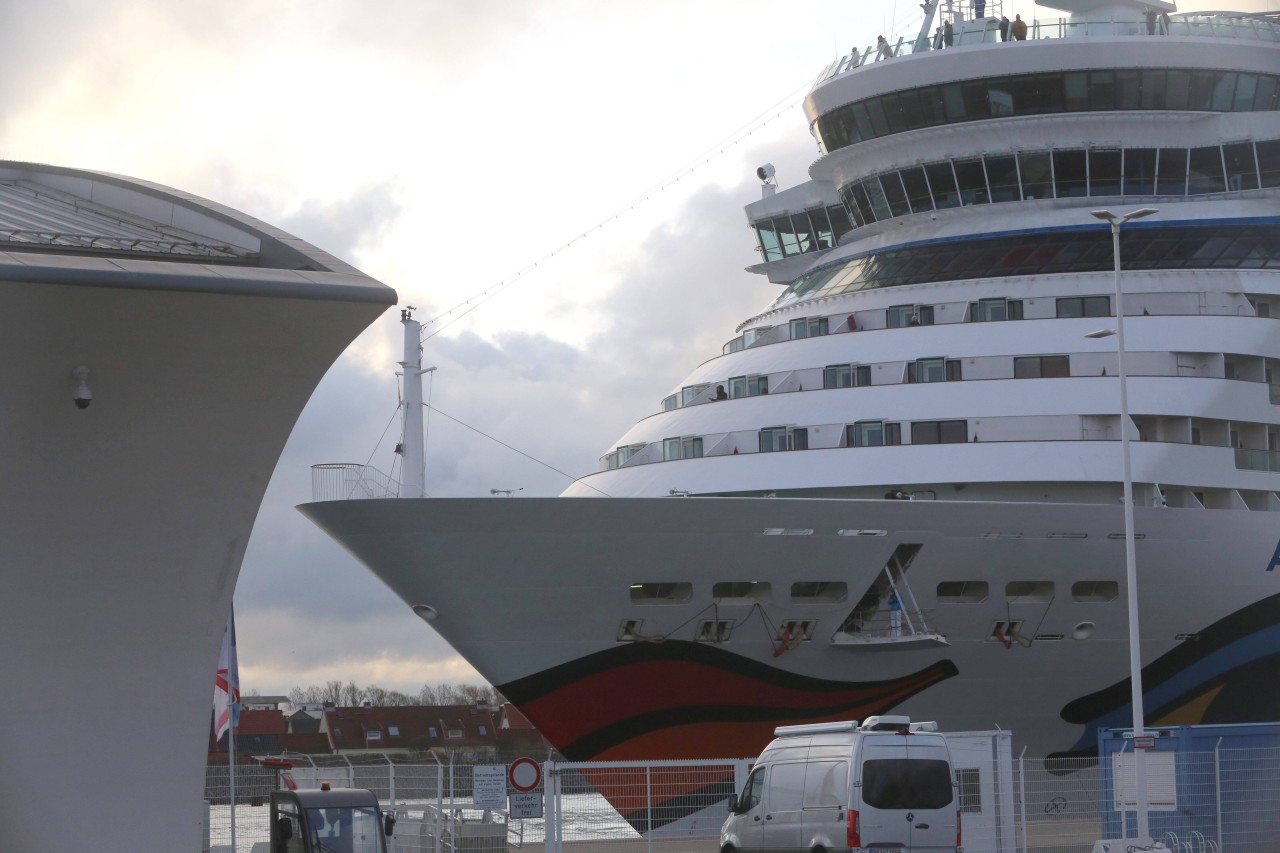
[213,605,241,743]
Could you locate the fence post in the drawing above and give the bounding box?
[385,753,396,810]
[646,766,654,853]
[1017,748,1028,853]
[1214,737,1223,852]
[545,761,561,853]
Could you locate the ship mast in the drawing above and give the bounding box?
[399,307,430,499]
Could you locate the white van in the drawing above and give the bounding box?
[720,717,961,853]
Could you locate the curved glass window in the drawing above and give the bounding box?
[771,223,1280,309]
[839,139,1277,231]
[753,204,853,262]
[814,68,1280,155]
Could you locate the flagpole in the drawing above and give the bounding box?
[215,604,241,852]
[229,713,237,852]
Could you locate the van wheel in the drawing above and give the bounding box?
[721,845,736,853]
[812,846,826,853]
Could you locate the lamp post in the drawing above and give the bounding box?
[1090,206,1158,842]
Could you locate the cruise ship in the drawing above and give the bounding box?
[302,0,1280,816]
[1,161,394,852]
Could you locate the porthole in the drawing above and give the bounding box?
[937,581,988,603]
[1072,581,1119,602]
[713,581,771,603]
[630,582,693,605]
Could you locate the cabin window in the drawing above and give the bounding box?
[1056,296,1110,318]
[630,582,693,605]
[681,384,710,406]
[790,317,829,339]
[760,427,809,452]
[388,726,400,737]
[663,436,703,461]
[1015,355,1070,378]
[824,364,871,389]
[911,420,967,444]
[661,395,677,411]
[849,421,901,447]
[729,374,769,398]
[888,304,933,328]
[907,358,961,383]
[972,298,1024,322]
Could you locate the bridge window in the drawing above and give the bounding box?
[813,68,1280,155]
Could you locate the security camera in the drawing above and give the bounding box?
[71,366,92,410]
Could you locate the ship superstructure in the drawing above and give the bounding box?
[302,0,1280,818]
[1,161,394,852]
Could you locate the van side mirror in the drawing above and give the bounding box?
[727,795,739,813]
[275,817,293,841]
[383,813,397,837]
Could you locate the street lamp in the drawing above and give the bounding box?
[1090,206,1158,843]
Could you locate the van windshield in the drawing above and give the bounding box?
[861,759,954,810]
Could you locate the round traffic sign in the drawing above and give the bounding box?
[508,757,542,792]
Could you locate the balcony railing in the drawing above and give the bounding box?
[817,13,1280,87]
[1234,448,1280,473]
[311,463,401,501]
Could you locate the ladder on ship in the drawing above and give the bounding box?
[831,544,949,649]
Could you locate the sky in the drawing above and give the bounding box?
[4,0,1274,700]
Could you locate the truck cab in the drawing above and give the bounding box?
[268,785,394,853]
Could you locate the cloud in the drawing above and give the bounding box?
[276,180,407,268]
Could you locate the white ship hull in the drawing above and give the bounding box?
[301,495,1280,762]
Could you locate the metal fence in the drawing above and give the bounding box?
[203,747,1280,853]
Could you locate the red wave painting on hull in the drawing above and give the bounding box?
[498,641,958,830]
[505,643,958,760]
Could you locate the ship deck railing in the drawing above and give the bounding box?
[311,462,401,501]
[819,12,1280,87]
